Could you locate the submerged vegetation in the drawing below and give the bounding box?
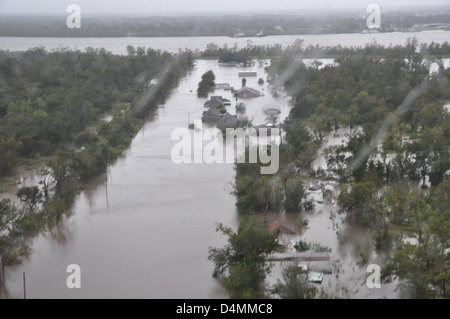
[0,46,194,286]
[208,217,278,299]
[220,38,450,299]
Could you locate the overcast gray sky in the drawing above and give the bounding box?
[0,0,447,15]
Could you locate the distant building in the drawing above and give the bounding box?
[201,107,222,122]
[216,113,238,130]
[234,86,263,99]
[255,30,266,37]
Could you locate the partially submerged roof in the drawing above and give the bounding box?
[204,96,231,107]
[216,112,238,129]
[201,107,222,122]
[204,99,223,107]
[267,221,296,235]
[234,86,262,98]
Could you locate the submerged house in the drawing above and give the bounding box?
[234,86,263,99]
[216,113,238,130]
[201,107,222,122]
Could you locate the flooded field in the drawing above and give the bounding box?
[1,57,402,299]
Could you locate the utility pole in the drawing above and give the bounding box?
[0,257,3,286]
[23,272,26,299]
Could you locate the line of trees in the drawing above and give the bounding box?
[0,46,194,288]
[200,39,450,62]
[266,39,450,298]
[0,46,193,178]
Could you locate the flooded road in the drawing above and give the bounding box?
[2,59,291,299]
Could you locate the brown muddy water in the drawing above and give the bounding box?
[1,59,399,299]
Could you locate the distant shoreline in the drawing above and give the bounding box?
[1,30,449,39]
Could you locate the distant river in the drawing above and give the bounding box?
[0,30,449,54]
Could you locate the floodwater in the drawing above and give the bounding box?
[1,30,440,298]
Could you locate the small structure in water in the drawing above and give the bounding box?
[234,86,263,99]
[309,184,321,192]
[263,105,281,116]
[214,83,231,90]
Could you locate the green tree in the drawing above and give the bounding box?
[45,151,77,203]
[208,217,278,299]
[284,178,305,212]
[337,181,377,225]
[0,138,22,176]
[275,264,318,299]
[284,118,317,170]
